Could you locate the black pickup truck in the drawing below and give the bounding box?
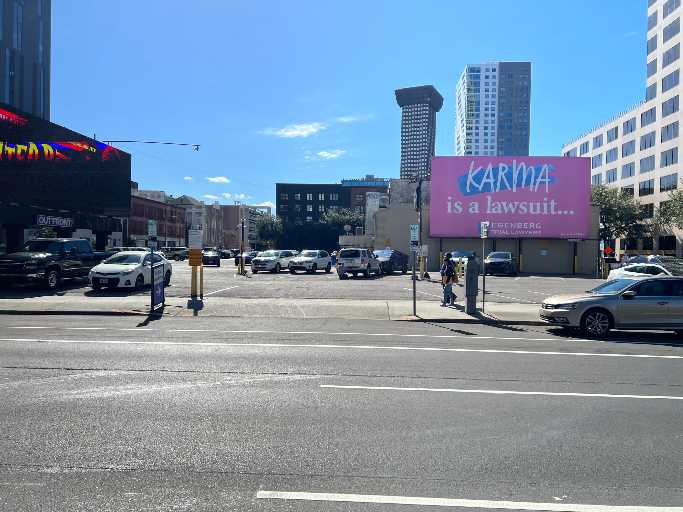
[0,238,109,290]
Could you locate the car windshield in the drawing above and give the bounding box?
[590,278,637,294]
[450,251,473,258]
[374,250,392,257]
[22,240,63,253]
[340,249,360,258]
[300,251,317,257]
[259,251,279,257]
[488,252,511,259]
[104,254,142,265]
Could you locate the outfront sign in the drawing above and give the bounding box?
[35,215,73,228]
[429,156,591,239]
[151,262,165,310]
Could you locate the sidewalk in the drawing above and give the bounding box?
[0,295,543,325]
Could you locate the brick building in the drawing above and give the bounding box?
[128,196,187,247]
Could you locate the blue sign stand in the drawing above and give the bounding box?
[151,257,165,311]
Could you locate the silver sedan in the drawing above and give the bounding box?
[540,276,683,337]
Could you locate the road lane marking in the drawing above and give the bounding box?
[204,285,239,297]
[0,338,680,359]
[321,384,683,400]
[256,490,683,511]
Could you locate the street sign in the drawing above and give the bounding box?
[188,248,203,266]
[188,229,202,249]
[148,219,157,237]
[604,246,614,255]
[480,221,490,239]
[151,262,165,310]
[409,224,419,242]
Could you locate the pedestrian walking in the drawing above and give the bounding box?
[440,252,455,307]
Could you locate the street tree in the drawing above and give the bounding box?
[591,185,647,244]
[650,186,683,240]
[255,213,283,248]
[322,208,364,233]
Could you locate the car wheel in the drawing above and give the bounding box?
[92,283,102,292]
[352,272,358,278]
[310,263,317,274]
[385,263,393,274]
[216,261,220,267]
[362,266,370,278]
[290,268,296,274]
[44,269,60,291]
[581,308,613,338]
[402,264,408,274]
[325,263,331,273]
[273,263,281,273]
[134,274,145,291]
[252,268,258,274]
[164,271,171,286]
[338,272,346,280]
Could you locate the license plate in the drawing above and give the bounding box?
[99,278,109,284]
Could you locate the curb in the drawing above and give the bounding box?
[0,309,153,317]
[393,316,544,326]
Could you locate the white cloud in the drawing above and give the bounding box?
[222,193,232,199]
[317,149,346,160]
[183,176,193,181]
[260,122,327,138]
[254,201,275,209]
[335,114,373,123]
[222,192,251,201]
[206,176,230,183]
[203,194,219,200]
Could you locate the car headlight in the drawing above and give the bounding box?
[553,303,577,310]
[121,269,136,275]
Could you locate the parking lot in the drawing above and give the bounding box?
[0,258,605,304]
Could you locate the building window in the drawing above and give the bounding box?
[621,140,636,156]
[641,155,656,173]
[279,204,287,211]
[641,106,657,126]
[662,69,680,92]
[329,192,338,201]
[660,172,679,191]
[606,126,619,142]
[606,168,618,183]
[648,34,658,54]
[646,82,658,101]
[12,1,22,50]
[306,204,313,212]
[305,216,312,222]
[663,17,680,42]
[622,185,634,196]
[664,0,681,18]
[564,147,577,157]
[591,154,602,169]
[663,43,680,67]
[623,117,637,134]
[661,120,679,142]
[641,203,655,218]
[294,193,300,201]
[318,204,325,212]
[661,146,678,166]
[294,204,301,212]
[593,134,603,149]
[662,94,679,116]
[591,174,602,186]
[640,131,656,151]
[279,193,288,201]
[648,11,658,30]
[318,193,325,201]
[639,179,655,196]
[579,141,590,155]
[306,193,313,201]
[606,147,619,163]
[622,162,635,178]
[647,58,658,78]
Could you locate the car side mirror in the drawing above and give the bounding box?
[622,290,637,299]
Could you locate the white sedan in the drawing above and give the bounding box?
[89,251,172,290]
[607,263,672,280]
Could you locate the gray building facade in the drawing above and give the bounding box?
[1,0,51,119]
[395,85,443,180]
[455,61,531,156]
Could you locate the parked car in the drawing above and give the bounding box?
[251,250,296,273]
[484,251,517,276]
[161,246,188,261]
[336,248,382,279]
[89,251,172,291]
[110,246,150,253]
[219,249,234,259]
[202,248,221,266]
[607,263,679,280]
[235,251,258,266]
[540,276,683,337]
[448,250,476,265]
[289,250,332,274]
[0,238,109,290]
[373,248,408,274]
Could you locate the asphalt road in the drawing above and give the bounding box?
[0,259,605,304]
[0,314,681,511]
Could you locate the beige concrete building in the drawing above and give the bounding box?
[562,0,682,257]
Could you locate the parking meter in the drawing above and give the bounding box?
[464,256,479,315]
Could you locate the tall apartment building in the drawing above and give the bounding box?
[455,62,531,156]
[395,85,443,180]
[562,0,682,256]
[1,0,51,119]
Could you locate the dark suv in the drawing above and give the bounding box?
[0,238,106,290]
[373,249,409,274]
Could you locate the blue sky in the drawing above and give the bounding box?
[52,0,646,208]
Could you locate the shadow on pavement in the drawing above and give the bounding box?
[136,307,165,327]
[187,298,204,316]
[0,279,88,299]
[547,327,683,348]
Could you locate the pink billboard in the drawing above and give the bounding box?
[430,156,591,239]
